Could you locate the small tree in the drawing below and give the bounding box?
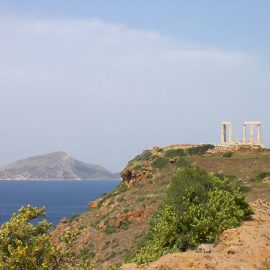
[0,205,94,270]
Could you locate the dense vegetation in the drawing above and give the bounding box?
[164,148,186,158]
[130,166,253,264]
[186,144,215,156]
[0,206,94,270]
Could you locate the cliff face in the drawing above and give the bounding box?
[0,151,119,180]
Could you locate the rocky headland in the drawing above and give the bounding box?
[51,144,270,269]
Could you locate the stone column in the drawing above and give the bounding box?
[224,125,227,144]
[221,124,226,144]
[229,124,232,144]
[243,124,246,144]
[257,124,261,145]
[220,125,223,144]
[250,124,254,144]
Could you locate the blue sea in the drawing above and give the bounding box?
[0,180,121,226]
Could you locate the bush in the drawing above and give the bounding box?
[115,184,128,194]
[131,166,253,264]
[165,149,186,158]
[213,173,250,193]
[151,157,169,169]
[80,248,95,260]
[129,150,152,164]
[133,164,142,172]
[223,151,233,158]
[69,214,80,222]
[252,171,270,182]
[97,184,128,209]
[128,155,141,164]
[105,224,116,234]
[175,157,191,168]
[140,150,152,160]
[187,144,215,156]
[0,205,94,270]
[120,219,131,230]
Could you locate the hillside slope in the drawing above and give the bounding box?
[122,200,270,270]
[51,144,270,269]
[0,151,119,180]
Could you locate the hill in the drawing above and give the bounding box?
[0,151,119,180]
[51,144,270,269]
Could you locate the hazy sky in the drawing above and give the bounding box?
[0,1,270,172]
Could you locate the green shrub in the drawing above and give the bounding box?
[97,184,128,209]
[0,205,94,270]
[115,184,128,194]
[187,144,215,156]
[151,157,169,169]
[175,157,191,168]
[69,213,80,222]
[214,173,250,193]
[107,265,120,270]
[105,224,116,234]
[108,199,114,206]
[252,171,270,182]
[150,154,159,160]
[120,219,131,230]
[97,197,106,208]
[129,150,152,164]
[103,215,110,225]
[147,179,153,184]
[165,148,186,158]
[140,150,152,160]
[130,166,253,264]
[80,248,95,260]
[106,251,117,260]
[223,151,233,158]
[133,164,142,172]
[128,155,141,164]
[137,196,145,202]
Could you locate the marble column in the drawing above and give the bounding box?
[221,124,227,144]
[250,124,254,144]
[257,124,261,145]
[243,124,246,144]
[229,124,232,144]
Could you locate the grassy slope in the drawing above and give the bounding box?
[51,145,270,270]
[190,151,270,201]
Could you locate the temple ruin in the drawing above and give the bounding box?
[221,121,233,145]
[221,121,262,146]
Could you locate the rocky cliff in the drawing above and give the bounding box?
[0,151,119,180]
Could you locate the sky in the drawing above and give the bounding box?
[0,1,270,172]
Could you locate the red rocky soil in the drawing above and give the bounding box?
[122,200,270,270]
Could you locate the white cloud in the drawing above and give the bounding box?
[0,17,269,170]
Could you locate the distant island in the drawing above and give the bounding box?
[0,151,120,180]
